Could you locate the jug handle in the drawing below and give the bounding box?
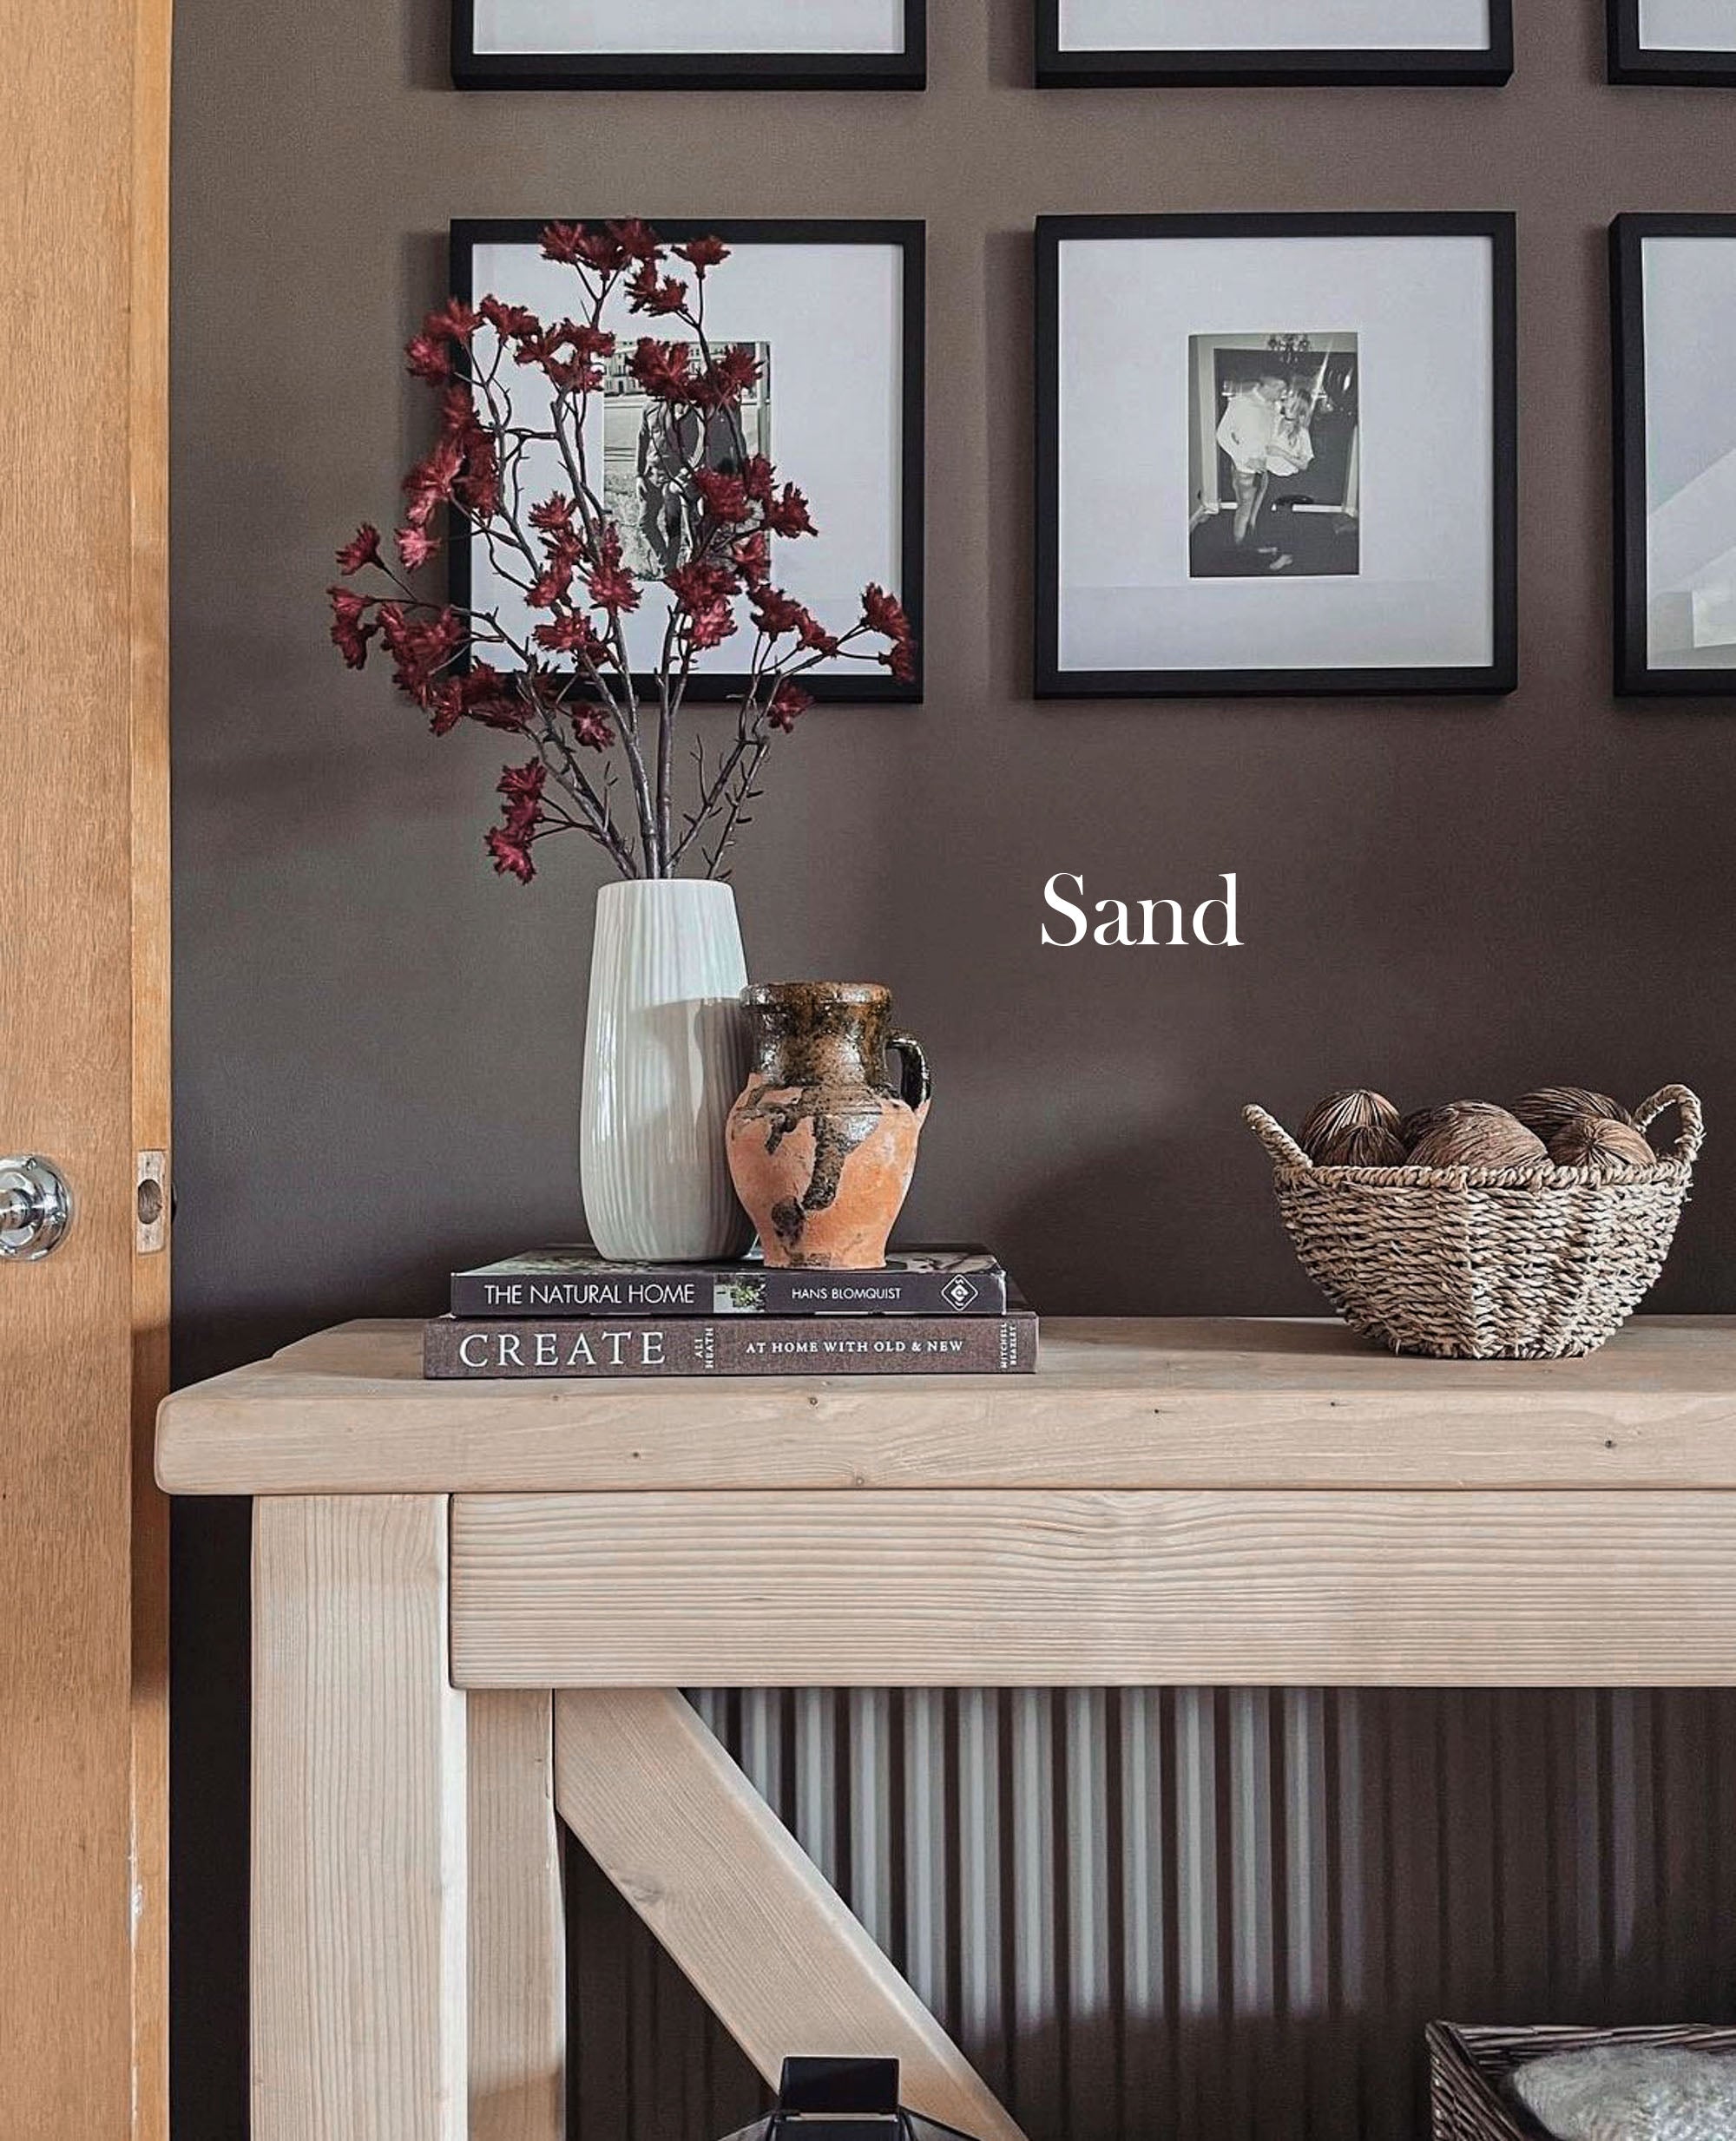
[888,1031,931,1112]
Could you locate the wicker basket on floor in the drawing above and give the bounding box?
[1428,2020,1736,2139]
[1244,1085,1702,1359]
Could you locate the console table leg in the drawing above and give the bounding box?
[469,1690,565,2141]
[252,1495,468,2141]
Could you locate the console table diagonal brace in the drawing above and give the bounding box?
[553,1689,1025,2141]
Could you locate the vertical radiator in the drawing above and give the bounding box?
[567,1688,1736,2141]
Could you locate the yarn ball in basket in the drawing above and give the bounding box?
[1511,1086,1636,1140]
[1405,1101,1549,1170]
[1299,1088,1406,1168]
[1549,1114,1658,1171]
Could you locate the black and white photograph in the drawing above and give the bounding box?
[1189,334,1360,580]
[450,219,924,701]
[1037,0,1512,86]
[602,341,773,578]
[1613,214,1736,693]
[1609,0,1736,82]
[453,0,925,89]
[1036,213,1516,697]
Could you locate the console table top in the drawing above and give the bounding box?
[156,1313,1736,1496]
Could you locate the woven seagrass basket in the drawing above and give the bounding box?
[1428,2020,1736,2139]
[1244,1085,1702,1359]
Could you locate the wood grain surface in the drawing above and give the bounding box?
[158,1316,1736,1494]
[454,1488,1736,1688]
[252,1498,467,2141]
[468,1691,565,2141]
[1,0,172,2128]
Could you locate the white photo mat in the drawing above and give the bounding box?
[1055,0,1493,50]
[470,0,905,56]
[1641,235,1736,670]
[464,236,908,683]
[1053,232,1497,677]
[1636,0,1736,48]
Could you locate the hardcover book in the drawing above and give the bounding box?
[423,1309,1038,1380]
[449,1244,1008,1319]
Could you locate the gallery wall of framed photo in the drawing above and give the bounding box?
[433,0,1736,704]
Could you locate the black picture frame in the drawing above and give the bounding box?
[452,0,926,91]
[449,218,926,705]
[1608,1,1736,83]
[1034,212,1519,699]
[1035,0,1513,86]
[1611,213,1736,696]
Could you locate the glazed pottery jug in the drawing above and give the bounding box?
[725,982,931,1268]
[580,879,753,1261]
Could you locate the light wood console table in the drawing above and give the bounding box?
[156,1315,1736,2141]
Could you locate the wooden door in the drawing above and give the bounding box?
[0,0,171,2132]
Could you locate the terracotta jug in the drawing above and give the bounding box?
[725,982,931,1269]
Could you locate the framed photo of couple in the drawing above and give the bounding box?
[1036,1,1514,87]
[1036,213,1518,699]
[1608,1,1736,84]
[452,0,926,90]
[450,219,926,702]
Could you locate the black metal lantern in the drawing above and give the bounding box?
[723,2059,981,2141]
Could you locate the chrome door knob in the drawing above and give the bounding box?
[0,1156,73,1260]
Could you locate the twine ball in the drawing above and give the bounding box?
[1549,1115,1657,1171]
[1300,1088,1406,1168]
[1405,1101,1549,1171]
[1511,1087,1635,1141]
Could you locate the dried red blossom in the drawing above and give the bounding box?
[405,331,452,383]
[541,222,623,273]
[527,561,573,609]
[766,680,812,732]
[749,584,806,639]
[403,437,464,529]
[327,586,376,667]
[763,483,817,538]
[529,493,575,534]
[708,345,761,397]
[797,610,840,657]
[485,826,536,882]
[496,757,546,833]
[532,614,612,666]
[586,529,640,614]
[608,219,663,263]
[882,639,917,682]
[674,235,730,272]
[861,583,911,643]
[667,561,740,650]
[627,338,694,404]
[731,529,772,586]
[336,523,382,575]
[740,455,776,504]
[666,559,738,609]
[694,468,752,523]
[395,525,439,570]
[627,261,689,317]
[566,700,615,750]
[479,296,539,339]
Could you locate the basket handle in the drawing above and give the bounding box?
[1243,1103,1313,1171]
[1634,1084,1705,1166]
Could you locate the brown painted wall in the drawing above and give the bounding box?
[168,0,1736,2129]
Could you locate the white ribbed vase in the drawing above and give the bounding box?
[580,878,753,1262]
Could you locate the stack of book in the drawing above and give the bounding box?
[424,1244,1036,1378]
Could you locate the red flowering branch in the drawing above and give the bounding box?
[326,219,914,884]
